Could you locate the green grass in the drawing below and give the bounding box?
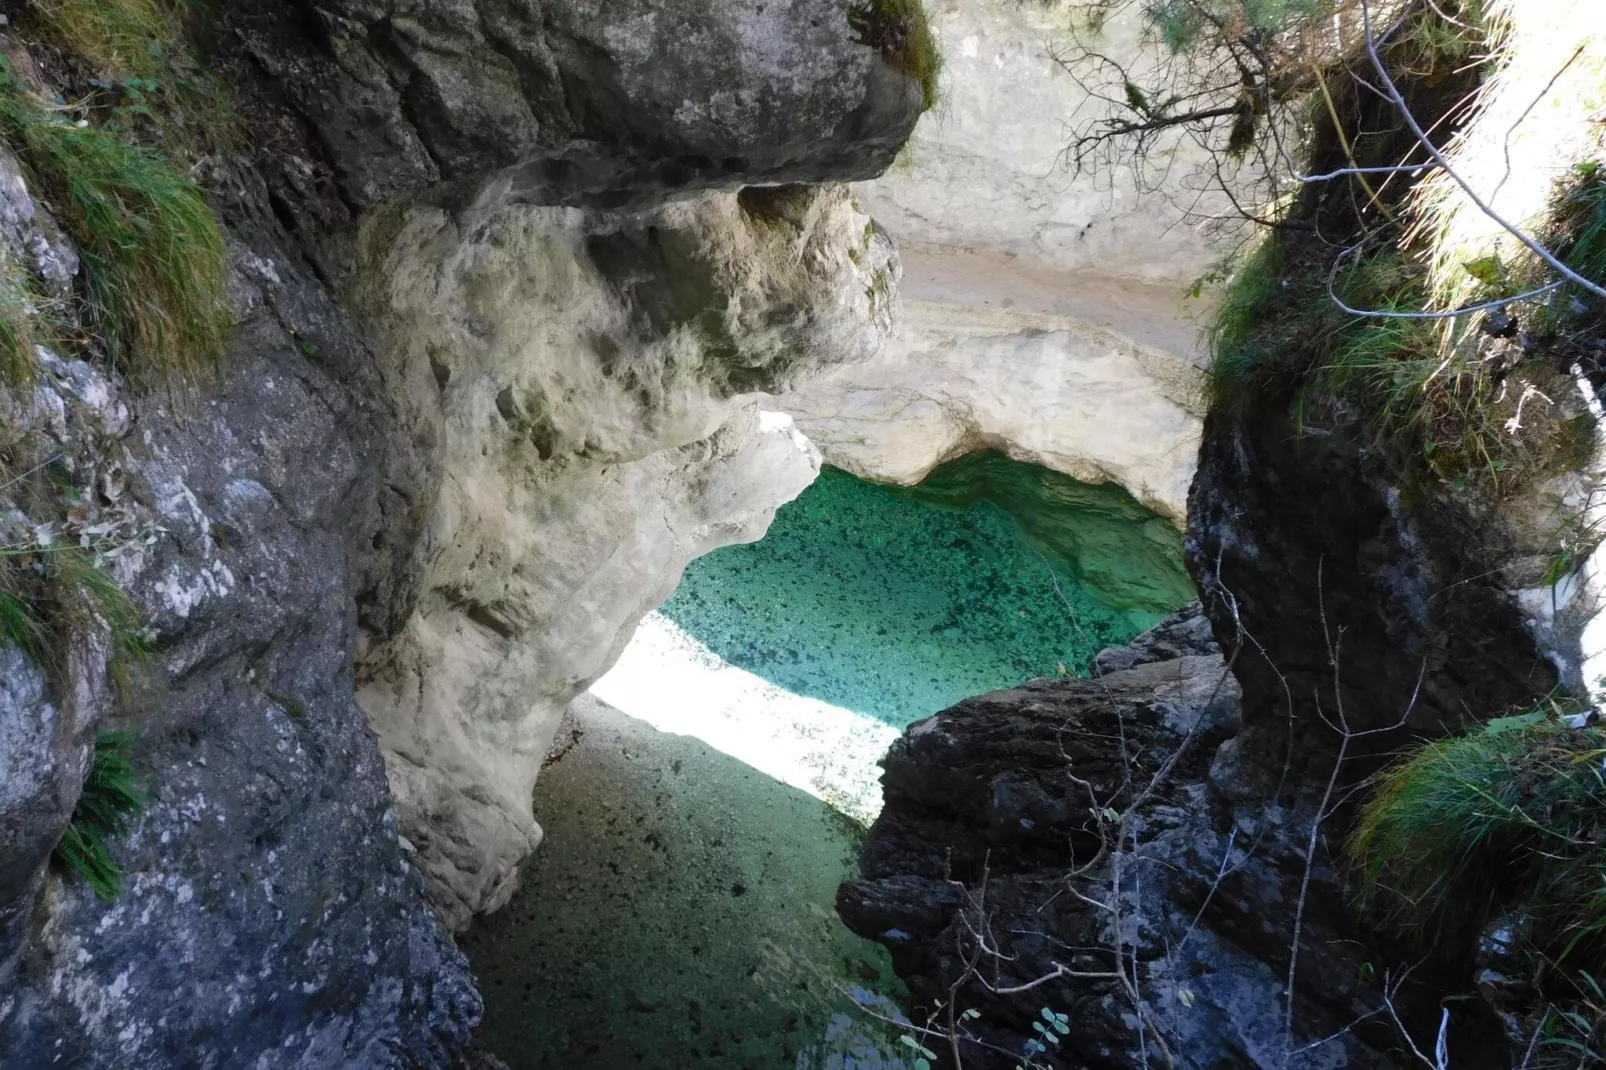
[1349,718,1606,964]
[0,45,230,389]
[848,0,942,112]
[0,544,147,673]
[53,731,145,900]
[0,93,230,385]
[1203,217,1591,492]
[34,0,175,80]
[0,259,42,385]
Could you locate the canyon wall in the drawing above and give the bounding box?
[0,0,929,1061]
[840,4,1606,1066]
[785,0,1236,524]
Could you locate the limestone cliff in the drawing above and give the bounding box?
[348,184,897,926]
[783,0,1228,525]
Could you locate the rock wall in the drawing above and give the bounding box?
[0,0,930,1061]
[838,613,1396,1068]
[783,0,1231,525]
[348,186,897,927]
[0,143,480,1066]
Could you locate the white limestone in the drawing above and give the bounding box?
[349,187,896,927]
[782,0,1229,525]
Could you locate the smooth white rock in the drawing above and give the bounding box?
[856,0,1232,282]
[783,0,1232,524]
[349,187,896,927]
[782,244,1206,524]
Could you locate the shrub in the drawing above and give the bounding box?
[1349,717,1606,965]
[54,730,145,900]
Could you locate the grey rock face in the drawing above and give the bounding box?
[233,0,924,211]
[0,228,481,1067]
[837,648,1411,1069]
[1092,600,1217,675]
[1188,397,1554,746]
[0,645,86,971]
[0,111,479,1060]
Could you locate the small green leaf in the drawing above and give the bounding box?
[1178,987,1196,1008]
[1483,710,1547,736]
[1462,256,1503,287]
[1123,80,1150,117]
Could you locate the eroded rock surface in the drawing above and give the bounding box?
[854,0,1231,279]
[349,184,897,926]
[782,249,1205,523]
[784,0,1227,525]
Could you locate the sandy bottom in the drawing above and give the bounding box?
[461,696,914,1070]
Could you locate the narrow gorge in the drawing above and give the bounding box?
[1,1,1604,1069]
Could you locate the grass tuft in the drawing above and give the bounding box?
[1349,718,1606,963]
[0,54,230,388]
[0,544,147,671]
[6,108,229,385]
[0,253,43,385]
[33,0,174,80]
[848,0,942,112]
[53,730,145,900]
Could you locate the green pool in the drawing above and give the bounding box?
[659,451,1195,728]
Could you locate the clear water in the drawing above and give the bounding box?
[462,459,1193,1068]
[659,458,1191,729]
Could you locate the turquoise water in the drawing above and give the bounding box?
[660,458,1193,729]
[463,455,1196,1070]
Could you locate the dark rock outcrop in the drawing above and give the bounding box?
[840,638,1401,1069]
[1092,601,1218,675]
[0,184,480,1067]
[229,0,925,213]
[841,385,1565,1068]
[838,587,1529,1067]
[1190,396,1556,748]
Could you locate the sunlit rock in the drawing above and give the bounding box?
[349,185,897,926]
